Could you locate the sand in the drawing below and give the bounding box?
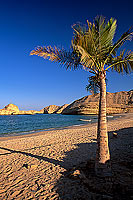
[0,113,132,200]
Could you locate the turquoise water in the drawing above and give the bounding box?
[0,114,97,136]
[0,114,117,136]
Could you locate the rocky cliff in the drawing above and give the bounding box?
[40,104,69,114]
[43,105,61,114]
[62,90,133,115]
[55,104,69,114]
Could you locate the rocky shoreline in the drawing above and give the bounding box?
[0,113,132,199]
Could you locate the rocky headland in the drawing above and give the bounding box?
[0,90,132,115]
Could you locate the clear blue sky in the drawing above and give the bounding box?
[0,0,133,110]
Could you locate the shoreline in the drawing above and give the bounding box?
[0,112,130,141]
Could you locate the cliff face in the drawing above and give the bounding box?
[55,104,69,114]
[62,90,133,115]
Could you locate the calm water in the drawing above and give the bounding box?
[0,114,117,136]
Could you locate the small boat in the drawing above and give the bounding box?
[79,119,91,122]
[107,116,113,118]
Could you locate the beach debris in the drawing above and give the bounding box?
[112,132,117,138]
[69,169,89,184]
[71,169,80,179]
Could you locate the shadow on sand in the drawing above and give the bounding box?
[0,142,96,170]
[0,127,132,199]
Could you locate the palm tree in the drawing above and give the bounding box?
[30,16,133,176]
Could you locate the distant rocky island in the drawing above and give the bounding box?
[0,90,132,115]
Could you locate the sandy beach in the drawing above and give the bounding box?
[0,113,132,200]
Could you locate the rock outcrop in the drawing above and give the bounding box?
[0,104,19,115]
[0,104,44,115]
[43,105,61,114]
[55,104,69,114]
[62,90,133,115]
[39,104,69,114]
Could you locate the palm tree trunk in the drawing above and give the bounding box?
[95,71,111,176]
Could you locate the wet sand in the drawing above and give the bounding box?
[0,113,132,199]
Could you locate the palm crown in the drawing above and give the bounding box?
[30,16,133,93]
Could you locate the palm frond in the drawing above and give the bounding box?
[113,27,133,51]
[74,45,99,73]
[30,46,82,70]
[72,16,117,67]
[86,74,108,94]
[105,50,133,74]
[95,16,117,51]
[86,75,100,94]
[103,27,133,66]
[72,22,98,57]
[72,22,87,37]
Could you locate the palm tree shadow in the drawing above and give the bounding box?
[0,142,97,170]
[0,146,65,168]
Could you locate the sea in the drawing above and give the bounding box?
[0,114,119,136]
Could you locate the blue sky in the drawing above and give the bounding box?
[0,0,133,110]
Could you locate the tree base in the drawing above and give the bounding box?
[95,160,112,177]
[57,159,132,199]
